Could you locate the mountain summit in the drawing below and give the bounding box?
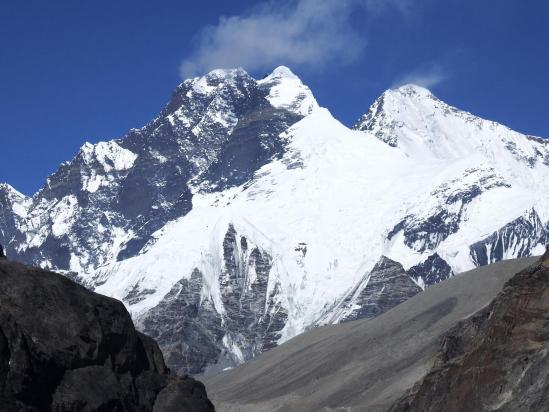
[1,67,548,374]
[257,65,318,116]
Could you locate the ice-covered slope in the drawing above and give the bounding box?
[1,72,548,375]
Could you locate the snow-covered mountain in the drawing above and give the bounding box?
[1,67,548,375]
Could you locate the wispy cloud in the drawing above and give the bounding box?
[392,64,448,89]
[180,0,406,78]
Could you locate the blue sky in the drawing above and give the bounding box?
[1,0,548,195]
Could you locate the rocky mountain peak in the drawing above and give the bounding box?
[0,182,26,198]
[352,84,448,149]
[153,67,257,133]
[0,66,315,278]
[181,67,252,92]
[0,183,30,217]
[258,66,318,116]
[265,65,300,80]
[390,83,434,98]
[203,66,249,79]
[354,83,549,168]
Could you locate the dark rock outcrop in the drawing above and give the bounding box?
[337,256,422,323]
[139,269,225,376]
[470,208,548,266]
[139,224,287,375]
[407,253,453,287]
[0,259,214,411]
[391,247,549,412]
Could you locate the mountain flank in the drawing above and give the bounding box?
[1,66,548,374]
[390,247,549,411]
[0,258,214,411]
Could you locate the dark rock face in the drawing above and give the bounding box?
[218,224,288,356]
[200,103,300,191]
[470,208,548,266]
[336,256,422,323]
[391,248,549,412]
[0,259,214,411]
[2,69,303,279]
[139,270,225,376]
[407,253,453,287]
[139,224,287,375]
[353,93,402,147]
[388,167,510,253]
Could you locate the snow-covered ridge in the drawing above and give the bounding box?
[355,84,549,171]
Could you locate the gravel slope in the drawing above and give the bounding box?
[204,256,537,412]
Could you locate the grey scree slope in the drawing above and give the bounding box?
[203,256,537,412]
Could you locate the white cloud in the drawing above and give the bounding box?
[180,0,405,78]
[392,65,448,89]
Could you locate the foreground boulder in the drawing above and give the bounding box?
[0,259,215,411]
[391,247,549,412]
